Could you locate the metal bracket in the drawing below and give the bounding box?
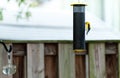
[0,42,12,53]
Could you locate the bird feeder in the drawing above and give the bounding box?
[71,3,87,53]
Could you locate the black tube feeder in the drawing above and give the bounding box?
[71,3,87,53]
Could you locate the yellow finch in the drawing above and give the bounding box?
[85,22,91,34]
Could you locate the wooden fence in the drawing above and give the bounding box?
[0,42,120,78]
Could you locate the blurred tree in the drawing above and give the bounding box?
[0,8,3,20]
[0,0,43,21]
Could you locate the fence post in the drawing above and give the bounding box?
[27,43,44,78]
[89,43,106,78]
[58,43,75,78]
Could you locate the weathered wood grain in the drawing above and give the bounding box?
[86,55,89,78]
[24,56,27,78]
[118,43,120,78]
[75,55,85,78]
[13,56,24,78]
[13,43,26,56]
[27,43,44,78]
[12,43,26,78]
[58,43,75,78]
[44,43,58,78]
[1,42,119,78]
[89,43,106,78]
[106,54,117,78]
[105,43,117,54]
[105,43,118,78]
[44,43,58,55]
[45,56,58,78]
[0,44,3,78]
[0,44,12,78]
[0,44,4,78]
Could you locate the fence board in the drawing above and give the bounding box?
[24,56,27,78]
[13,43,26,56]
[12,43,26,78]
[58,43,75,78]
[44,43,58,78]
[105,43,117,54]
[0,44,12,78]
[13,56,24,78]
[45,56,58,78]
[45,43,58,55]
[0,44,4,78]
[27,43,44,78]
[75,55,85,78]
[106,54,117,78]
[118,43,120,78]
[89,43,106,78]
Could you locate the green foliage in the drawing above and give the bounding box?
[18,0,25,6]
[25,11,32,19]
[16,11,23,20]
[0,8,3,20]
[16,10,32,20]
[29,1,39,7]
[0,0,40,21]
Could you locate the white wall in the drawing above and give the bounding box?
[0,0,120,32]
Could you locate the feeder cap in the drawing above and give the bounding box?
[71,2,87,6]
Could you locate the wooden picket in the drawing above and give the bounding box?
[59,43,75,78]
[27,43,44,78]
[89,43,106,78]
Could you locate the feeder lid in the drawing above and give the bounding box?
[71,2,87,6]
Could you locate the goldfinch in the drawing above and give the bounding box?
[85,22,91,34]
